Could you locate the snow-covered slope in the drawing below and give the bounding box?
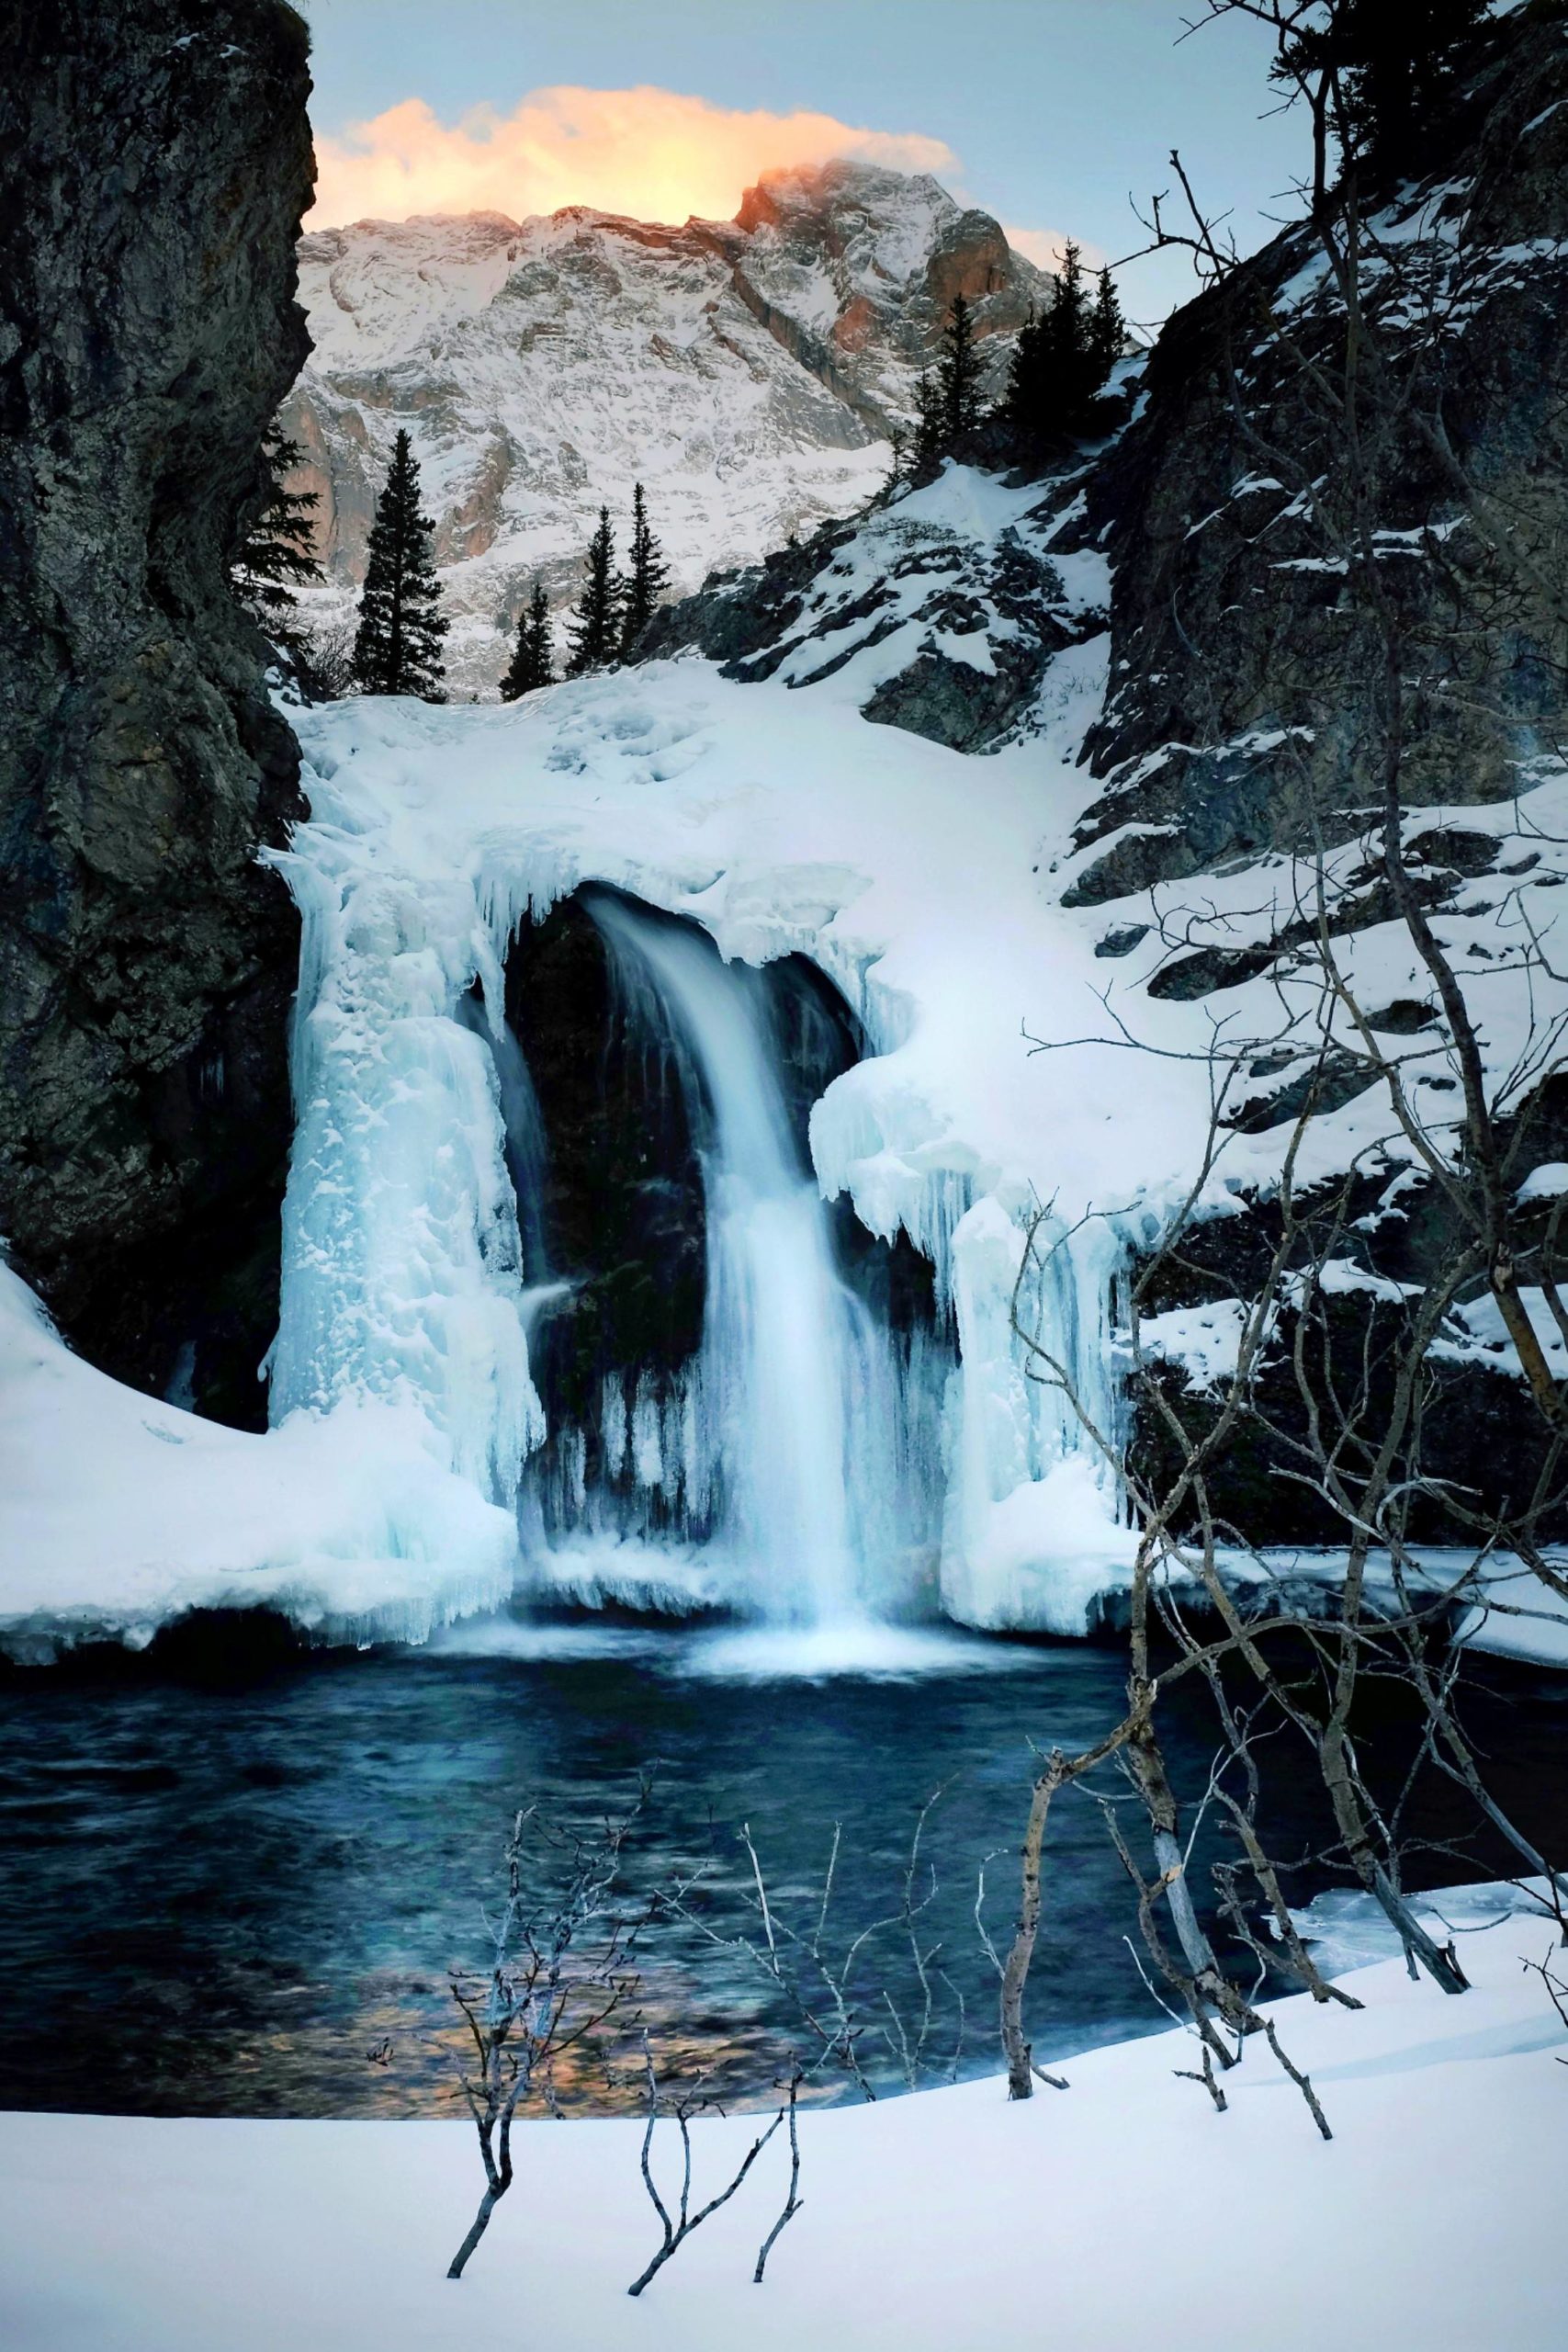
[3,1883,1562,2352]
[0,1263,515,1657]
[282,163,1049,693]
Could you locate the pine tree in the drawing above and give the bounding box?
[351,430,449,699]
[619,483,670,657]
[1002,242,1119,452]
[1278,0,1489,180]
[883,422,910,500]
[937,291,984,446]
[1089,266,1126,387]
[230,424,321,644]
[500,581,554,699]
[565,508,622,676]
[1004,303,1046,445]
[1048,243,1098,425]
[910,369,945,477]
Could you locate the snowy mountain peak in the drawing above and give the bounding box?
[283,164,1051,693]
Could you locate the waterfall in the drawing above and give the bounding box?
[585,894,912,1625]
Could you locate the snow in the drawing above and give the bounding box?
[0,1263,516,1657]
[2,1887,1562,2352]
[1431,1287,1568,1383]
[1518,1161,1568,1204]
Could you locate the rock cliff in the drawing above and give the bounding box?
[0,0,315,1424]
[1070,6,1568,906]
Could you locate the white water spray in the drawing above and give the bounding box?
[589,896,909,1624]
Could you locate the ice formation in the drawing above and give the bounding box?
[250,521,1155,1638]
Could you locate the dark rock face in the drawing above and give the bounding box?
[0,0,315,1424]
[1070,12,1568,908]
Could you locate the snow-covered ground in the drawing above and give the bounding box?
[2,1883,1562,2352]
[0,1262,515,1657]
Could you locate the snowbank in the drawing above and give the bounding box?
[1,1885,1562,2352]
[0,1263,516,1656]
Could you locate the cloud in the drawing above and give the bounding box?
[1002,223,1108,276]
[308,85,960,232]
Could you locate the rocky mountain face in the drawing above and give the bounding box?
[282,163,1049,693]
[0,0,314,1424]
[1069,9,1568,909]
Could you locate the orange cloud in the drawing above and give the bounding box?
[1003,223,1107,276]
[309,84,962,231]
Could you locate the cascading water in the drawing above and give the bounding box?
[580,894,918,1624]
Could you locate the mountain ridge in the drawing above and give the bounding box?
[282,160,1052,691]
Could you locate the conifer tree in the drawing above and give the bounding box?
[1089,266,1126,386]
[565,507,622,676]
[1277,0,1489,180]
[883,422,910,499]
[1004,303,1046,446]
[619,483,670,657]
[230,424,321,644]
[937,291,984,446]
[500,582,554,699]
[1047,242,1098,424]
[1002,241,1121,452]
[351,429,449,699]
[911,369,946,477]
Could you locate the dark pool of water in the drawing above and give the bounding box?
[1,1616,1564,2119]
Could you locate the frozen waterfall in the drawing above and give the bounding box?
[581,894,920,1624]
[266,809,1130,1640]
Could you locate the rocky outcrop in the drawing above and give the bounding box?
[1068,8,1568,907]
[0,0,315,1424]
[638,457,1112,754]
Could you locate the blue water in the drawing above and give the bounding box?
[1,1618,1562,2118]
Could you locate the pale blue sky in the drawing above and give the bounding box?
[300,0,1306,321]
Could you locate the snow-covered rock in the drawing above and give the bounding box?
[282,163,1049,693]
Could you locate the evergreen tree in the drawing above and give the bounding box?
[1004,303,1047,446]
[1089,266,1126,386]
[500,581,554,699]
[1278,0,1490,179]
[1002,242,1120,451]
[619,482,670,656]
[937,291,984,445]
[565,507,622,676]
[351,429,449,700]
[883,422,910,500]
[910,369,946,476]
[1047,242,1098,424]
[230,424,321,643]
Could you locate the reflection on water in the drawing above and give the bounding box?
[1,1617,1563,2119]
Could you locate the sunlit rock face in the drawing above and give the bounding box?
[0,0,313,1425]
[282,163,1051,693]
